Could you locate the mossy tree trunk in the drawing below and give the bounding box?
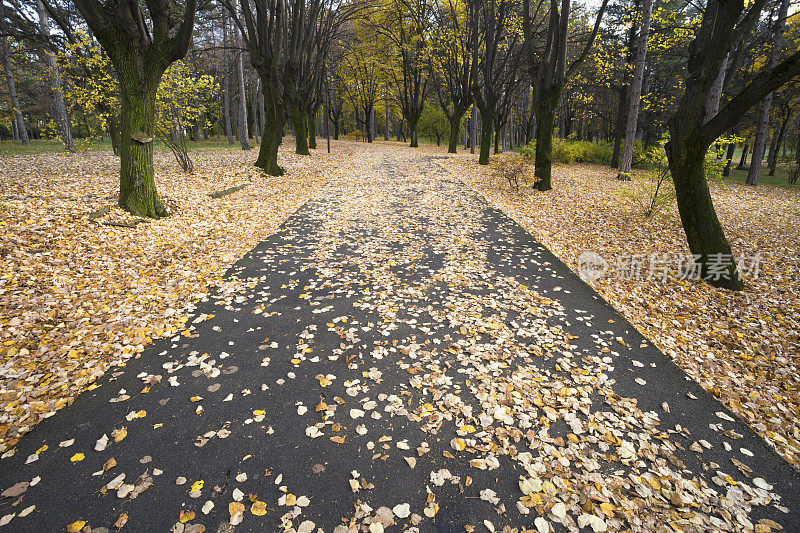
[447,112,464,154]
[117,58,166,217]
[478,104,494,165]
[665,0,800,290]
[73,0,196,218]
[291,102,310,155]
[533,90,558,190]
[308,106,318,149]
[255,81,284,176]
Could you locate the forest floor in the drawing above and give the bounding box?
[0,142,798,532]
[451,151,800,472]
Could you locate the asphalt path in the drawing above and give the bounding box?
[1,152,798,533]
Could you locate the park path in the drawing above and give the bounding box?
[1,147,798,532]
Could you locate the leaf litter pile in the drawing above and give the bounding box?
[454,156,800,470]
[0,143,793,531]
[0,144,342,452]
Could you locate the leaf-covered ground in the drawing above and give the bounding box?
[0,142,798,532]
[453,154,800,469]
[0,144,347,452]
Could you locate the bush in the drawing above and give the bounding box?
[520,137,615,166]
[495,157,532,192]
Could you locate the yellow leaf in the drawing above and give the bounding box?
[251,500,268,516]
[600,502,615,517]
[179,510,195,523]
[70,453,85,462]
[229,502,245,516]
[67,521,86,532]
[114,513,129,529]
[190,480,204,493]
[112,428,127,442]
[253,410,265,416]
[317,376,332,387]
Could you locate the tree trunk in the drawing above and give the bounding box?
[409,115,420,147]
[291,102,310,155]
[746,0,789,186]
[747,98,772,185]
[704,52,731,124]
[666,137,742,289]
[768,112,790,176]
[384,84,390,141]
[236,37,250,150]
[534,91,558,191]
[252,79,261,143]
[737,139,749,169]
[470,106,477,154]
[722,142,735,176]
[117,67,165,218]
[0,1,28,144]
[222,16,235,145]
[369,106,374,143]
[447,112,463,154]
[308,107,317,149]
[478,106,493,165]
[617,0,653,181]
[107,113,121,156]
[36,0,73,151]
[254,81,284,175]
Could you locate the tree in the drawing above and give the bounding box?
[155,61,218,172]
[473,0,523,165]
[0,1,29,144]
[523,0,610,190]
[35,0,74,151]
[616,0,652,181]
[226,0,352,171]
[665,0,800,289]
[56,31,120,150]
[430,0,479,154]
[73,0,197,218]
[377,0,431,147]
[746,0,789,186]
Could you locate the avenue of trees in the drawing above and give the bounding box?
[2,0,799,289]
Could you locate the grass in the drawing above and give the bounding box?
[0,137,252,157]
[3,136,798,189]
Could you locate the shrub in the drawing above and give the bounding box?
[521,137,615,166]
[495,157,532,192]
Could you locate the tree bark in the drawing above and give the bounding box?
[722,142,736,176]
[254,81,284,175]
[617,0,653,181]
[36,0,74,151]
[534,90,559,191]
[384,83,390,141]
[235,18,250,150]
[768,111,790,176]
[117,62,165,217]
[308,106,318,149]
[222,15,235,145]
[470,105,477,154]
[0,1,28,144]
[447,112,464,154]
[746,0,789,186]
[478,107,493,164]
[290,101,310,155]
[737,139,749,169]
[611,84,628,168]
